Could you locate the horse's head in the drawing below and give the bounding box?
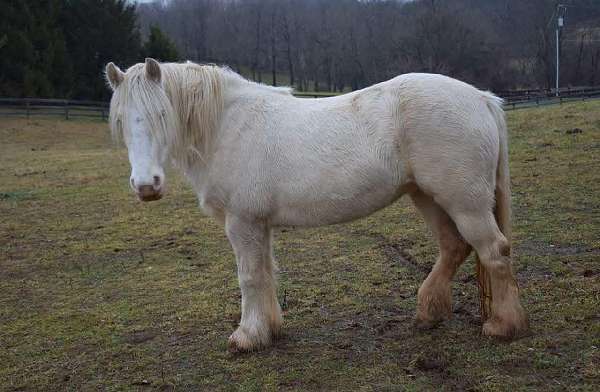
[106,58,175,202]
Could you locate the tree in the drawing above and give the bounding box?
[142,25,179,62]
[135,0,600,92]
[0,0,142,99]
[0,0,71,98]
[5,0,600,99]
[61,0,141,100]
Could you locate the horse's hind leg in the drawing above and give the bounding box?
[443,206,528,338]
[225,214,283,352]
[410,190,472,329]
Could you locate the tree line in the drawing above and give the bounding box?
[3,0,600,100]
[0,0,178,100]
[138,0,600,92]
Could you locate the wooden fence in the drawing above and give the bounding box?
[296,86,600,110]
[0,98,109,120]
[499,86,600,110]
[498,85,600,101]
[3,85,600,120]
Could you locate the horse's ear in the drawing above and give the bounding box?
[105,62,124,90]
[145,58,161,83]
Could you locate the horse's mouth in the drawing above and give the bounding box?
[135,184,164,202]
[137,192,163,202]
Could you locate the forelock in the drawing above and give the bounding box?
[108,65,178,148]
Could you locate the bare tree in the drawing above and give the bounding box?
[135,0,600,92]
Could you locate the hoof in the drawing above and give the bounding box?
[227,337,253,354]
[413,317,443,331]
[415,284,452,332]
[227,324,279,353]
[414,299,452,331]
[228,329,264,353]
[271,325,283,340]
[482,311,529,340]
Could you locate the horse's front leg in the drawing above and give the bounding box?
[225,214,282,352]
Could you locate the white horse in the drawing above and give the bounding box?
[105,58,528,351]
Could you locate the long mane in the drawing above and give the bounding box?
[162,62,225,167]
[109,61,293,169]
[109,62,230,168]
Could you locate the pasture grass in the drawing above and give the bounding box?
[1,102,599,391]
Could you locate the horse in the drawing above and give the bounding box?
[105,58,528,352]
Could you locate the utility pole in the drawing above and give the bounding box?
[556,4,567,97]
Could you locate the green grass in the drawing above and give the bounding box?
[1,102,599,391]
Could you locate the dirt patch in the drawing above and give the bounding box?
[411,352,449,372]
[353,230,430,276]
[125,330,157,344]
[516,240,600,257]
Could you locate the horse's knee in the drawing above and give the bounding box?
[238,275,267,293]
[495,236,510,257]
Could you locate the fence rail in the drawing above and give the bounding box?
[499,85,600,100]
[0,98,109,120]
[3,85,600,120]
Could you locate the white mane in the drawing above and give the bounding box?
[109,61,292,169]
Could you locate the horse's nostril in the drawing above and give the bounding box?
[153,175,161,187]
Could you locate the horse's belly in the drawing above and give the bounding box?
[270,168,413,227]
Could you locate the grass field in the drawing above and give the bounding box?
[1,101,599,391]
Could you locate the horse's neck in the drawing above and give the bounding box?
[169,68,289,178]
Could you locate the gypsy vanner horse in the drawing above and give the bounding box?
[105,58,528,352]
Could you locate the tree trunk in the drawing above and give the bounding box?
[253,10,262,83]
[271,11,277,86]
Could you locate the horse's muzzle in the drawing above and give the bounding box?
[136,185,163,202]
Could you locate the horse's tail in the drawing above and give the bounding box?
[476,93,512,321]
[489,95,512,246]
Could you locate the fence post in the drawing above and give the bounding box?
[25,100,30,119]
[65,100,69,120]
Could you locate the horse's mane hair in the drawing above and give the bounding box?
[109,61,291,168]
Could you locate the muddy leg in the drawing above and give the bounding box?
[449,211,528,338]
[411,191,472,329]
